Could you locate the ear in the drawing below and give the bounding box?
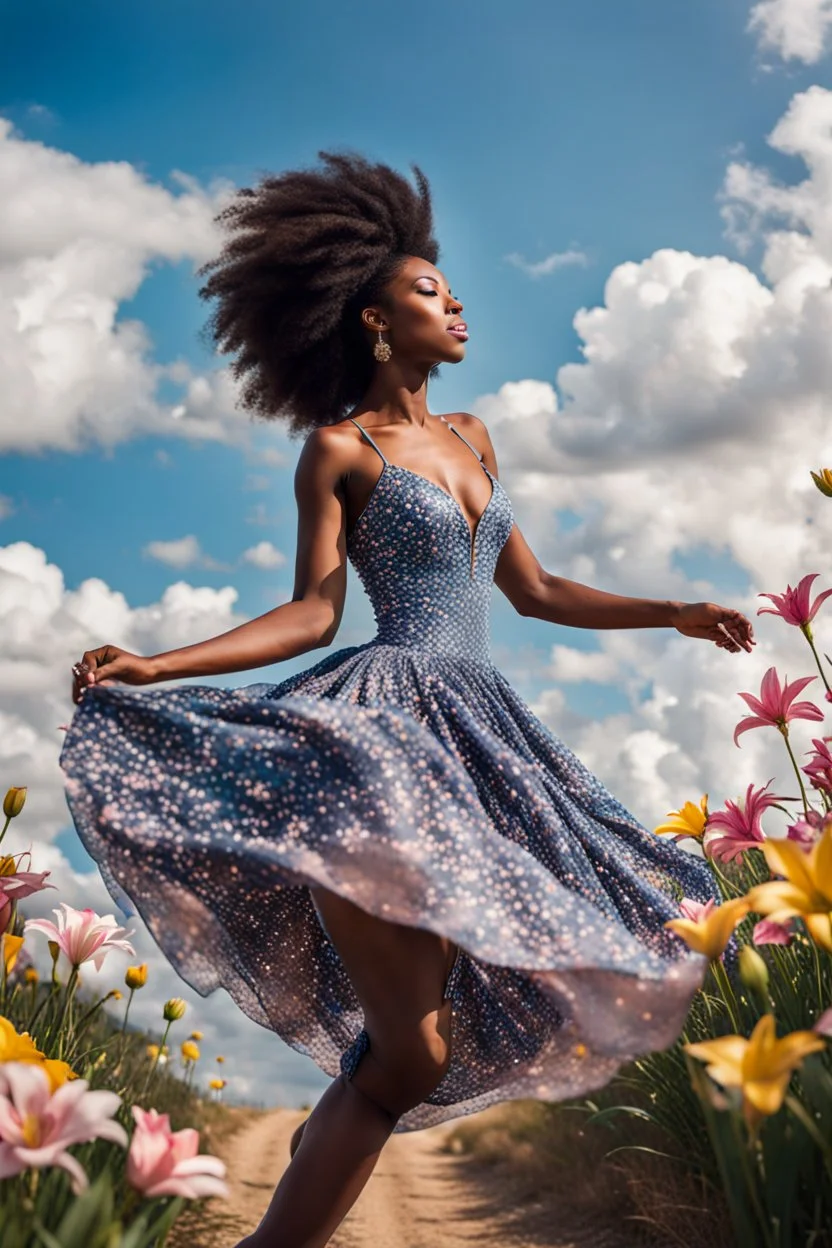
[361,307,388,333]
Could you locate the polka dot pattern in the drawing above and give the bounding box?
[59,422,731,1133]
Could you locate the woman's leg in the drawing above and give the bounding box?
[240,886,458,1248]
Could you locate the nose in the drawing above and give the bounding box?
[448,294,463,313]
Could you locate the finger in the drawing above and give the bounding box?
[728,612,756,648]
[718,619,751,652]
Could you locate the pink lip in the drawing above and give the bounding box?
[447,325,469,341]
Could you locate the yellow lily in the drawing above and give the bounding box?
[0,1016,77,1088]
[0,1014,45,1063]
[685,1013,825,1137]
[664,895,750,960]
[41,1058,78,1091]
[654,794,709,841]
[811,468,832,498]
[2,934,23,975]
[745,825,832,953]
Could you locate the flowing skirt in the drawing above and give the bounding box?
[59,640,725,1132]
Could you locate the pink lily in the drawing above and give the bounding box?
[786,809,832,848]
[803,737,832,796]
[126,1106,229,1199]
[753,917,795,946]
[0,1062,126,1195]
[733,667,823,746]
[702,779,787,865]
[24,903,135,972]
[757,573,832,628]
[814,1007,832,1037]
[678,897,716,923]
[0,851,55,934]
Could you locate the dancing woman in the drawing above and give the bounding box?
[60,152,755,1248]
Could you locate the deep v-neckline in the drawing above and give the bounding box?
[347,419,498,577]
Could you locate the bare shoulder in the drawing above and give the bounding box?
[444,411,499,471]
[294,420,360,488]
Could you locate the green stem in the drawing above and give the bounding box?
[0,815,10,848]
[781,727,811,818]
[710,957,743,1034]
[116,987,134,1067]
[802,624,832,695]
[785,1092,832,1182]
[810,934,826,1008]
[141,1020,172,1100]
[55,966,79,1059]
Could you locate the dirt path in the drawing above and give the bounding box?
[185,1105,637,1248]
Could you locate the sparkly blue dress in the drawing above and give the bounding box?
[60,416,723,1132]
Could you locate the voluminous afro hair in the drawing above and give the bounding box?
[197,151,440,437]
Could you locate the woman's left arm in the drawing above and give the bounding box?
[460,414,756,655]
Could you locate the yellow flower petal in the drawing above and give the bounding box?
[654,796,708,840]
[803,912,832,953]
[0,1015,45,1063]
[2,934,24,975]
[41,1059,77,1091]
[743,1074,791,1117]
[665,896,749,959]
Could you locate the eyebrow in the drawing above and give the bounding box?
[413,276,454,295]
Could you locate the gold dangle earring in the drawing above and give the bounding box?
[373,329,392,363]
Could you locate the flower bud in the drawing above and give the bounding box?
[163,997,186,1021]
[216,1054,225,1064]
[3,787,27,819]
[106,988,123,1001]
[811,468,832,498]
[24,967,38,984]
[739,945,770,998]
[125,962,148,990]
[189,1030,203,1041]
[47,940,60,965]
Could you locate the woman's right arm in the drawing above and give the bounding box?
[148,427,350,681]
[70,428,351,698]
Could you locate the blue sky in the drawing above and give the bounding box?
[3,0,821,663]
[4,0,832,1104]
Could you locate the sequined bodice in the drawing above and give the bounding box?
[345,418,515,663]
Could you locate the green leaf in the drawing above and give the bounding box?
[53,1171,115,1245]
[585,1104,660,1128]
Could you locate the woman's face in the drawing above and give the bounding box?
[365,255,467,367]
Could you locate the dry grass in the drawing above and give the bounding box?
[441,1086,735,1248]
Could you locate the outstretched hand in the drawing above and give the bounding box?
[71,646,157,705]
[671,603,756,653]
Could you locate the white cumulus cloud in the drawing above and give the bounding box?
[0,539,329,1107]
[480,86,832,830]
[241,541,288,570]
[0,116,255,454]
[142,535,232,572]
[748,0,832,63]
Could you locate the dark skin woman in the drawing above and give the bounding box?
[69,154,755,1248]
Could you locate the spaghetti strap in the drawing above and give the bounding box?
[348,417,388,465]
[446,422,484,463]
